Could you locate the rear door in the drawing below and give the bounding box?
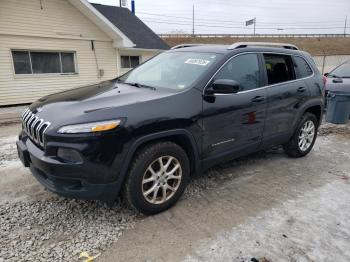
[262,53,310,145]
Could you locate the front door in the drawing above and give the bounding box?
[201,53,268,165]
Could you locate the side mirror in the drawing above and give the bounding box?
[324,73,329,77]
[207,79,240,95]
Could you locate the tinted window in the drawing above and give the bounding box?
[294,56,313,78]
[12,51,32,74]
[214,54,261,91]
[329,63,350,78]
[264,54,295,85]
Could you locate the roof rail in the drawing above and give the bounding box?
[228,42,299,50]
[171,44,205,50]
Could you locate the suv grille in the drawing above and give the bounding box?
[21,109,51,147]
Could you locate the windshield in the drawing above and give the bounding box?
[329,63,350,78]
[118,52,222,90]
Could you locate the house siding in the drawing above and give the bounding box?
[0,0,110,41]
[0,0,118,106]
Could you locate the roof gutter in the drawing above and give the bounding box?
[118,47,167,52]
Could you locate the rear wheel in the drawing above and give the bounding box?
[124,141,190,215]
[283,113,318,158]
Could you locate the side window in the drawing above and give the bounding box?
[214,53,261,91]
[293,56,313,78]
[263,54,295,85]
[121,56,140,69]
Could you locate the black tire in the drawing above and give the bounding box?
[283,112,318,158]
[123,141,190,215]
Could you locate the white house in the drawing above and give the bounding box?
[0,0,169,106]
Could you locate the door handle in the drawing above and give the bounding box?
[333,78,343,83]
[297,87,307,92]
[251,96,265,103]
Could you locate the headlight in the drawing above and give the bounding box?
[57,120,121,134]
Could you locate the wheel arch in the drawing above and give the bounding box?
[303,105,322,126]
[115,129,201,197]
[293,100,323,129]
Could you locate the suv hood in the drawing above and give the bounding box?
[29,80,174,126]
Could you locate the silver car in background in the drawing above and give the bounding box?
[324,60,350,94]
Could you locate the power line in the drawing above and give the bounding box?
[139,16,344,27]
[141,19,345,30]
[137,11,345,26]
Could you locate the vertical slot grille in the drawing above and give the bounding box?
[21,109,51,147]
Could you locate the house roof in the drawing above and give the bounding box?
[69,0,134,48]
[92,4,169,50]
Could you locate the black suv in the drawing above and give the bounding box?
[17,42,324,214]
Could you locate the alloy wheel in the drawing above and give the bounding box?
[142,156,182,204]
[298,120,315,151]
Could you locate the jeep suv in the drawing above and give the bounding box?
[17,42,324,214]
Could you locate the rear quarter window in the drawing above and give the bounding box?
[293,56,313,78]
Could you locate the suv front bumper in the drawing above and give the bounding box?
[16,133,124,201]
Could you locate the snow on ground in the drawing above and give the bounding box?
[0,135,21,169]
[185,180,350,262]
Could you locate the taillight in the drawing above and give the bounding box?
[323,76,327,85]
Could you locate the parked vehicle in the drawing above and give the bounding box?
[324,60,350,95]
[17,42,324,214]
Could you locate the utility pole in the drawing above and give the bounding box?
[192,5,195,36]
[131,0,135,14]
[119,0,121,7]
[254,17,256,36]
[344,15,348,37]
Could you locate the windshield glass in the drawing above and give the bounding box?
[119,52,222,90]
[329,63,350,78]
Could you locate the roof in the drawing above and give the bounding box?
[92,4,169,50]
[69,0,134,48]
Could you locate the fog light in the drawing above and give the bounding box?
[57,148,82,163]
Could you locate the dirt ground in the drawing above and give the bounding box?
[0,122,349,261]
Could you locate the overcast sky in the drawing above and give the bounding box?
[89,0,349,35]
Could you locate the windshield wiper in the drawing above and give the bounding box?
[125,82,156,90]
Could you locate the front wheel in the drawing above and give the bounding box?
[123,142,190,215]
[283,113,318,158]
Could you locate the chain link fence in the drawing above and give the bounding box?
[313,55,350,74]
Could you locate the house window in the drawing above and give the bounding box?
[121,56,140,68]
[12,50,77,75]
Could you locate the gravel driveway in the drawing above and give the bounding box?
[0,122,349,261]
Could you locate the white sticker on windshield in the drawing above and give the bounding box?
[185,58,210,66]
